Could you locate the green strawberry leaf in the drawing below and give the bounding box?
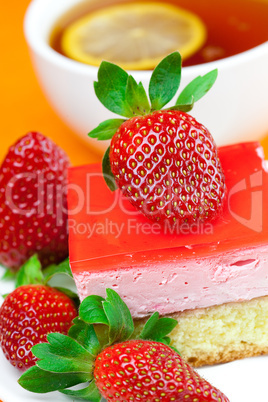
[102,146,118,192]
[94,61,133,117]
[149,52,182,111]
[18,288,180,398]
[125,75,150,116]
[139,312,178,342]
[155,336,180,354]
[18,365,89,393]
[69,317,102,356]
[176,69,218,105]
[79,295,109,325]
[42,257,73,284]
[32,333,94,374]
[53,286,77,299]
[88,118,126,141]
[167,97,194,113]
[103,288,134,345]
[139,312,159,339]
[162,336,171,345]
[60,380,102,402]
[15,254,44,288]
[1,268,16,281]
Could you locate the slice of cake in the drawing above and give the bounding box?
[68,141,268,366]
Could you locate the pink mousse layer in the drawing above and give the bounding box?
[68,142,268,317]
[75,246,268,317]
[73,245,268,317]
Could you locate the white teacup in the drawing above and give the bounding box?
[24,0,268,154]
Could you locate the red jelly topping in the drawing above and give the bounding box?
[68,142,268,273]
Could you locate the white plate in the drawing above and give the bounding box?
[0,265,266,401]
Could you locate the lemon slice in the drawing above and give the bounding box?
[61,2,207,70]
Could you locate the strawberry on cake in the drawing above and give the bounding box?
[68,53,268,367]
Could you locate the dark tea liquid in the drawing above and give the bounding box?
[50,0,268,67]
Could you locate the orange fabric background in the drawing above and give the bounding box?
[1,0,267,167]
[0,0,102,166]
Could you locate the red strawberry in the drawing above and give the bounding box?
[0,284,77,370]
[18,288,229,402]
[94,340,229,402]
[89,52,226,227]
[0,131,70,270]
[110,110,225,226]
